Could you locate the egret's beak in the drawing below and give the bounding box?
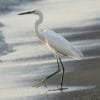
[18,11,35,15]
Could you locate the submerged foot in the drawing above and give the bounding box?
[32,78,47,88]
[48,87,68,91]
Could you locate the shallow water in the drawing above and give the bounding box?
[0,0,100,99]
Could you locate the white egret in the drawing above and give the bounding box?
[18,9,84,91]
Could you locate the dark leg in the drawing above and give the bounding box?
[48,57,68,91]
[59,57,65,90]
[33,57,60,87]
[45,57,60,79]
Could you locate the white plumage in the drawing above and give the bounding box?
[43,29,83,59]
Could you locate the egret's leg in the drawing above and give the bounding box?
[44,57,60,79]
[48,57,68,91]
[33,57,60,87]
[59,57,65,90]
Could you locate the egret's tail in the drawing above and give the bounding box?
[71,47,84,60]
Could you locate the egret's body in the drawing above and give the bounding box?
[18,9,84,91]
[43,29,83,59]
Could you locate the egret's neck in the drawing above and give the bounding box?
[35,12,44,41]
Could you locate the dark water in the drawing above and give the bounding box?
[0,0,100,99]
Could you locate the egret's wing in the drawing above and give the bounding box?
[43,29,84,60]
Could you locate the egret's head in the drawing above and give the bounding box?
[18,9,42,15]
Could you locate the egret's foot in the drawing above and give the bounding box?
[32,78,47,88]
[48,87,68,91]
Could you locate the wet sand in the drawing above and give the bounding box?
[0,57,100,100]
[0,0,100,100]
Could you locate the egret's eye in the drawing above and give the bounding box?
[32,10,35,13]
